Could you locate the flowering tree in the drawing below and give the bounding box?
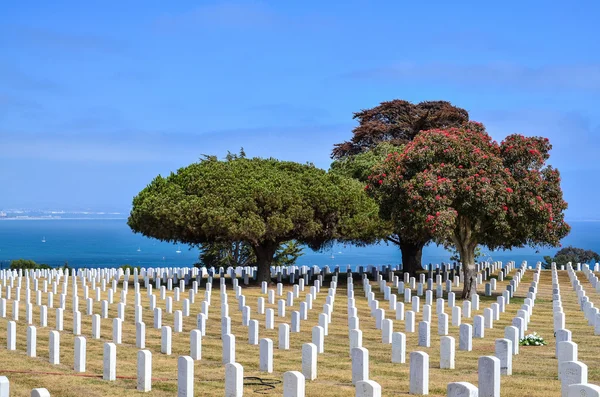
[331,100,469,273]
[128,154,384,283]
[366,122,569,298]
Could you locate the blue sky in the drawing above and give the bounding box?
[1,0,599,219]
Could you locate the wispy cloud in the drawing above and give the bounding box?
[0,122,352,167]
[344,62,600,92]
[1,25,125,55]
[0,64,64,93]
[246,103,330,124]
[0,94,43,111]
[155,1,277,31]
[154,1,334,33]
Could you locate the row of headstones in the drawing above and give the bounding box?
[342,265,536,395]
[2,267,331,370]
[349,347,522,396]
[355,274,513,346]
[3,317,318,396]
[565,264,600,334]
[2,264,584,395]
[385,261,516,302]
[551,264,600,397]
[0,266,320,339]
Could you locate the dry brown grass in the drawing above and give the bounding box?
[0,268,599,396]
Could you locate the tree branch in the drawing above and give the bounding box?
[387,236,401,245]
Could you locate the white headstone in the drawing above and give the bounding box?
[74,336,86,372]
[389,332,407,364]
[302,343,317,380]
[161,326,172,355]
[49,330,60,364]
[440,336,455,369]
[351,347,369,385]
[223,333,236,364]
[260,338,273,373]
[409,351,429,395]
[137,350,152,392]
[178,356,194,397]
[190,329,202,360]
[459,323,473,351]
[103,342,116,381]
[27,325,36,357]
[560,361,587,397]
[356,380,382,397]
[567,383,600,397]
[283,371,305,397]
[495,338,513,375]
[478,356,500,397]
[447,382,478,397]
[225,362,243,397]
[313,326,324,354]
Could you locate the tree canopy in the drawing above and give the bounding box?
[10,259,51,270]
[544,246,600,268]
[331,100,469,159]
[366,122,570,297]
[128,155,385,282]
[330,100,470,273]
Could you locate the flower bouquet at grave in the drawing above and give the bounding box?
[519,332,547,346]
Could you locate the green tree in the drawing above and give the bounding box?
[366,122,570,298]
[10,259,51,270]
[543,246,600,269]
[10,259,40,269]
[331,100,470,274]
[120,264,141,273]
[128,154,384,283]
[273,241,304,267]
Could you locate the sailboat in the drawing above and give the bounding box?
[41,236,46,243]
[137,247,141,252]
[176,245,182,254]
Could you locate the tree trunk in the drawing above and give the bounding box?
[460,245,477,299]
[253,243,277,284]
[399,240,425,276]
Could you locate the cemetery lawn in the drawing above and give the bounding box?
[1,269,599,396]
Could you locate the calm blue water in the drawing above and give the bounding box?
[0,219,597,269]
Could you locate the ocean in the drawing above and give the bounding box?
[0,219,597,270]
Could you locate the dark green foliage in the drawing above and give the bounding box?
[543,246,600,269]
[119,264,141,273]
[10,259,51,270]
[272,241,304,267]
[128,154,384,282]
[330,142,399,183]
[199,241,255,268]
[198,240,304,268]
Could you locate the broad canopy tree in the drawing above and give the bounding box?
[128,155,384,283]
[331,100,470,274]
[366,122,569,298]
